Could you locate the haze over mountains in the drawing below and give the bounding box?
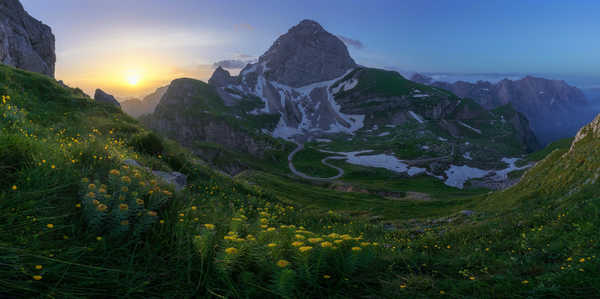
[411,73,595,145]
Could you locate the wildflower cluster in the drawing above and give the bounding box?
[80,164,172,238]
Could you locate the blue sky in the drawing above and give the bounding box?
[22,0,600,97]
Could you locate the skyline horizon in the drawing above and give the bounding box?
[20,0,600,99]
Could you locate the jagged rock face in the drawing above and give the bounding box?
[121,86,168,117]
[94,89,121,108]
[151,78,270,156]
[255,19,356,88]
[0,0,55,77]
[206,20,362,140]
[411,73,592,145]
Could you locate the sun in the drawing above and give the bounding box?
[125,71,142,86]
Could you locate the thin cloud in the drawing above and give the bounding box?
[337,35,365,49]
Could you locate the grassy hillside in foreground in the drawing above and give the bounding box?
[0,65,599,297]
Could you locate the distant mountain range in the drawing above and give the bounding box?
[143,19,540,186]
[121,86,168,118]
[411,73,595,145]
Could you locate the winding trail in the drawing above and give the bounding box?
[288,143,345,181]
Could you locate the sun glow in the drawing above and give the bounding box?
[125,71,142,86]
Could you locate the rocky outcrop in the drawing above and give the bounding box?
[94,89,121,108]
[121,86,168,117]
[0,0,55,77]
[255,19,356,87]
[150,78,271,156]
[570,113,600,152]
[410,73,592,145]
[208,66,234,87]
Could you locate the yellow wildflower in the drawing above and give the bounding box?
[267,227,276,231]
[88,183,96,189]
[276,259,290,268]
[225,247,238,255]
[292,241,304,247]
[334,239,343,244]
[351,247,362,252]
[323,274,331,279]
[35,265,43,270]
[299,246,313,253]
[204,224,215,230]
[295,234,306,240]
[97,204,108,212]
[33,275,42,281]
[308,237,323,243]
[522,280,529,284]
[267,243,277,248]
[46,224,54,229]
[321,241,333,248]
[120,220,129,226]
[136,198,144,205]
[87,192,96,198]
[147,211,158,217]
[119,203,128,211]
[109,169,120,176]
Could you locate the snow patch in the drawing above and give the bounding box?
[438,136,448,142]
[315,138,332,143]
[412,94,429,98]
[378,132,390,137]
[320,150,426,176]
[409,111,424,124]
[463,152,472,160]
[458,121,481,134]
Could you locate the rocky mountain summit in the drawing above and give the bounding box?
[256,19,356,87]
[0,0,55,77]
[94,89,120,108]
[411,73,593,144]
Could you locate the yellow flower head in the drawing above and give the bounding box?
[97,204,108,212]
[46,224,54,229]
[351,247,362,252]
[334,239,343,244]
[136,198,144,205]
[88,183,96,189]
[204,223,215,230]
[308,237,323,243]
[267,243,277,248]
[299,246,313,253]
[35,265,43,270]
[295,234,306,240]
[147,211,158,217]
[267,227,276,232]
[119,203,128,211]
[225,247,238,255]
[33,275,43,281]
[121,186,129,193]
[87,192,96,199]
[321,241,333,248]
[323,274,331,279]
[120,220,129,226]
[292,241,304,247]
[276,259,290,268]
[109,169,120,176]
[81,178,89,183]
[121,176,131,184]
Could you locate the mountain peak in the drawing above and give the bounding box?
[254,19,356,87]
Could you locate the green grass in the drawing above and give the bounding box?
[1,65,599,297]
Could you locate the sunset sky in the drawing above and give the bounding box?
[22,0,600,99]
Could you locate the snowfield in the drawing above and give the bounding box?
[320,150,426,177]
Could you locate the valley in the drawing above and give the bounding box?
[1,1,599,298]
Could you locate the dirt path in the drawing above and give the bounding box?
[288,143,345,181]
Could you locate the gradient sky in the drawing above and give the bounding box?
[22,0,600,98]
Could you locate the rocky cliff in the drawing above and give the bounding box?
[0,0,55,77]
[411,73,592,144]
[149,78,273,157]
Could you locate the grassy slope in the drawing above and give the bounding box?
[1,65,598,297]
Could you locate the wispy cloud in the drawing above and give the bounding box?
[337,35,365,49]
